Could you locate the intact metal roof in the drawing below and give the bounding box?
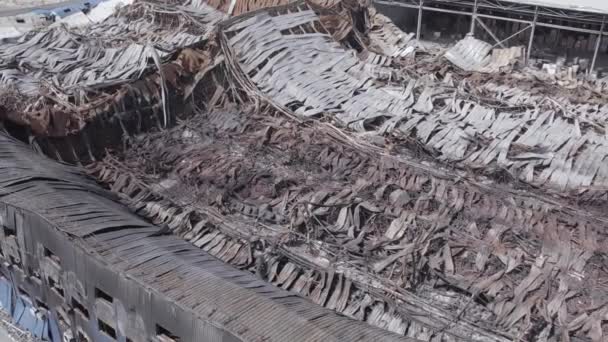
[501,0,608,15]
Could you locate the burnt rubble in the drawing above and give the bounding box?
[2,0,608,341]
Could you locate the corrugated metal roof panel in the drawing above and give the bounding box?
[445,36,523,73]
[500,0,608,15]
[0,132,418,342]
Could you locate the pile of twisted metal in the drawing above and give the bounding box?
[2,0,608,341]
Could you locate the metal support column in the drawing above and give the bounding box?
[526,6,539,64]
[373,0,608,36]
[590,16,606,75]
[416,0,423,40]
[469,0,478,36]
[492,24,532,48]
[476,17,506,48]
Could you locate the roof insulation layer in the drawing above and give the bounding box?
[501,0,608,15]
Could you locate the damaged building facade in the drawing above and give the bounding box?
[1,0,608,342]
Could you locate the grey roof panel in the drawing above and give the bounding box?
[499,0,608,15]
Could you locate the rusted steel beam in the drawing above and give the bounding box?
[491,23,531,48]
[416,0,423,40]
[526,6,538,63]
[469,0,478,35]
[590,15,606,74]
[476,16,505,47]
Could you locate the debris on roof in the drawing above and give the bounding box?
[367,8,416,58]
[445,36,524,73]
[0,0,225,136]
[0,131,416,342]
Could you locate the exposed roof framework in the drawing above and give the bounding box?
[376,0,606,30]
[501,0,608,15]
[375,0,608,72]
[427,0,608,18]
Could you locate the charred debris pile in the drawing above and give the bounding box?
[2,0,608,341]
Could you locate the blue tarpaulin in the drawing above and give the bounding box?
[0,277,61,342]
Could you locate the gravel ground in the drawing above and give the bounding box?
[0,309,37,342]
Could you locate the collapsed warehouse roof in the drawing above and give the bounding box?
[0,131,419,342]
[2,0,608,341]
[221,4,608,192]
[0,0,225,136]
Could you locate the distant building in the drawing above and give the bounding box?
[0,0,106,39]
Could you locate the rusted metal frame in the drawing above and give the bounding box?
[590,15,606,75]
[416,0,423,40]
[469,0,478,35]
[526,6,538,64]
[491,23,532,48]
[475,16,505,47]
